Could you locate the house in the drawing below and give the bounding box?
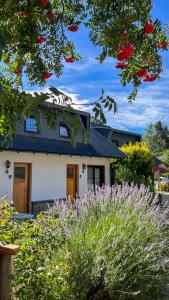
[0,102,125,215]
[91,123,142,147]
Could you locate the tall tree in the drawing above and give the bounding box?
[143,121,169,156]
[0,1,168,139]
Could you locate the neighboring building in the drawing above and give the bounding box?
[91,123,142,147]
[0,103,125,215]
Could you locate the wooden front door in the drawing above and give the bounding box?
[13,163,30,213]
[66,165,78,200]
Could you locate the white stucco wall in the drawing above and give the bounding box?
[0,151,112,202]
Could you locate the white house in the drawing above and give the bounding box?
[0,102,125,215]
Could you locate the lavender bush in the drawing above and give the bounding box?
[1,184,169,299]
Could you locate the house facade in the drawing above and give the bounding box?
[0,104,125,215]
[91,123,142,147]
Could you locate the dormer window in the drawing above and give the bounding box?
[25,116,38,133]
[59,123,70,138]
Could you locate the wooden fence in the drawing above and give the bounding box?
[0,244,20,300]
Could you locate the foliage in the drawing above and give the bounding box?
[159,182,169,192]
[0,1,168,139]
[0,197,17,243]
[115,141,154,189]
[162,149,169,169]
[1,184,169,300]
[143,121,169,156]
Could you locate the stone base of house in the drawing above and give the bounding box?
[31,200,56,216]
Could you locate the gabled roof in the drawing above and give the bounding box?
[0,129,126,159]
[91,122,142,138]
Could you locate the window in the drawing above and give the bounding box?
[59,123,70,138]
[25,116,38,133]
[80,115,88,130]
[14,167,25,180]
[87,166,105,190]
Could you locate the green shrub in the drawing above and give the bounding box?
[1,184,169,300]
[0,197,17,243]
[116,142,154,190]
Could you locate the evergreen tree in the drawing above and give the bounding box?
[162,149,169,169]
[143,121,169,156]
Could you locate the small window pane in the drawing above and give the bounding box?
[87,166,103,189]
[95,168,100,179]
[87,167,93,179]
[15,167,25,180]
[95,178,100,186]
[59,124,69,137]
[67,167,73,178]
[25,117,38,133]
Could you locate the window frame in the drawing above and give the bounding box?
[87,165,105,190]
[24,116,39,134]
[59,123,70,138]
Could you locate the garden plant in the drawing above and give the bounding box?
[0,184,169,299]
[115,141,154,190]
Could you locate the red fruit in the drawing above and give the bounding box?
[115,46,123,52]
[36,36,46,43]
[136,69,148,77]
[115,63,128,69]
[144,23,154,34]
[123,32,129,38]
[29,48,34,53]
[67,25,79,32]
[40,0,49,7]
[41,72,53,79]
[46,11,52,18]
[65,57,74,63]
[55,12,61,17]
[157,41,168,50]
[13,69,22,76]
[16,43,21,49]
[143,74,158,82]
[20,10,30,16]
[117,44,134,61]
[116,32,129,38]
[46,11,54,22]
[116,53,126,61]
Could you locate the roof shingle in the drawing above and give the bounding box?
[0,129,126,158]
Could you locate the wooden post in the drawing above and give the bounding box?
[0,244,20,300]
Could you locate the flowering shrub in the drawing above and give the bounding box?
[1,184,169,299]
[159,182,169,192]
[116,142,154,190]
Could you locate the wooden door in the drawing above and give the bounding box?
[13,163,30,213]
[66,165,78,200]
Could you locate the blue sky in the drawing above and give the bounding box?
[26,0,169,134]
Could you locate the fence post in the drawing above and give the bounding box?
[0,244,20,300]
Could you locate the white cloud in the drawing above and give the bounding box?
[24,69,169,134]
[63,56,114,72]
[105,77,169,132]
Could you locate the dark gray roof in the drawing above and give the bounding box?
[91,123,142,138]
[92,127,112,139]
[0,129,126,159]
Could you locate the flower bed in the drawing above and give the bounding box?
[1,184,169,299]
